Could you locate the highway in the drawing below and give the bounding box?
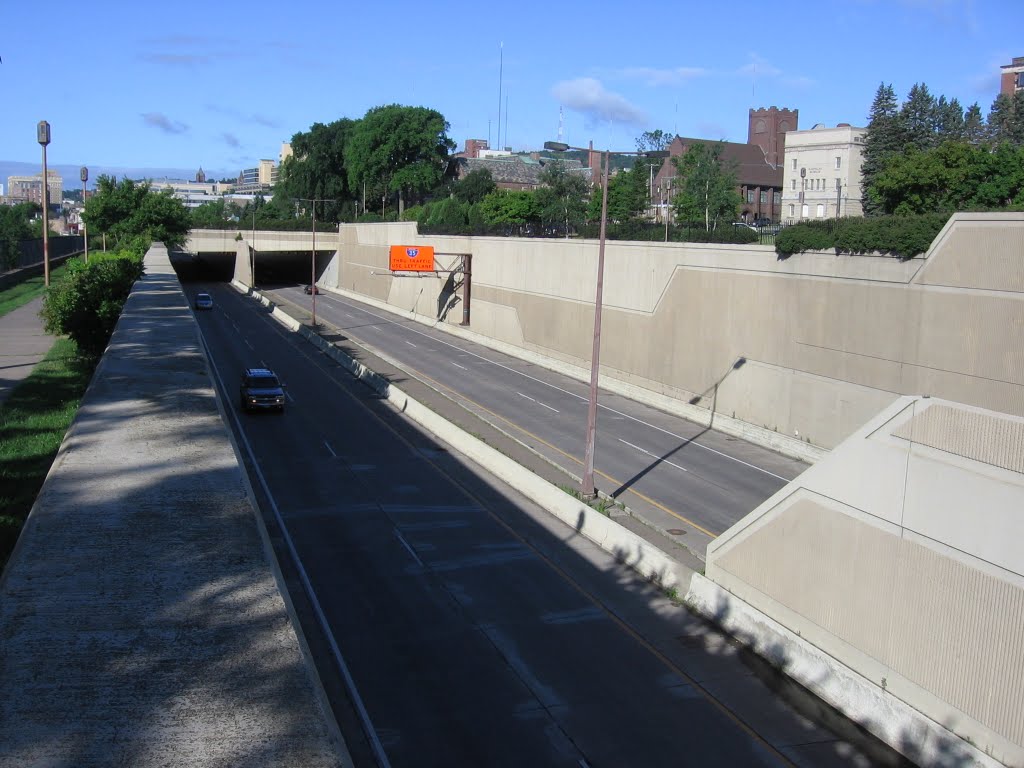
[188,281,899,768]
[267,283,808,556]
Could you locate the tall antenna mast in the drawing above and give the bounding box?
[558,106,564,143]
[497,42,503,151]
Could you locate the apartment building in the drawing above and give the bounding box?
[1000,56,1024,96]
[6,171,63,207]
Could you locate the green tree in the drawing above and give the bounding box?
[635,129,674,153]
[454,168,496,204]
[588,164,649,222]
[670,142,741,230]
[190,199,231,229]
[41,251,144,356]
[534,160,589,233]
[963,103,986,145]
[934,96,964,141]
[83,176,190,249]
[477,190,540,230]
[900,83,938,151]
[0,202,37,270]
[861,83,902,216]
[346,104,455,215]
[275,119,357,222]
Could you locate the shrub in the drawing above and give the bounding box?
[776,214,951,259]
[41,251,144,356]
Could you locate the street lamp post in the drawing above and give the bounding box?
[544,141,668,500]
[251,208,257,288]
[80,166,89,263]
[37,121,51,287]
[294,197,335,327]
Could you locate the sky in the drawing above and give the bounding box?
[0,0,1019,183]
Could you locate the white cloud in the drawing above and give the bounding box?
[551,78,647,126]
[141,113,189,135]
[621,66,708,87]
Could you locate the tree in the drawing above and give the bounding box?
[346,105,455,215]
[963,103,986,145]
[534,161,590,233]
[670,142,741,231]
[934,96,965,142]
[190,199,231,229]
[636,129,674,154]
[588,163,649,222]
[454,168,496,204]
[984,92,1024,147]
[82,176,190,249]
[477,190,540,231]
[41,251,144,356]
[274,119,357,223]
[861,83,902,216]
[900,83,938,151]
[0,202,36,270]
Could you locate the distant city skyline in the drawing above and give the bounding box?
[1,0,1018,171]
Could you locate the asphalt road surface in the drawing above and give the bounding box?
[269,284,808,556]
[188,282,905,768]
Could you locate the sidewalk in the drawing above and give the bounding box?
[0,246,348,767]
[0,297,55,406]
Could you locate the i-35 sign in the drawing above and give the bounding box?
[389,245,435,272]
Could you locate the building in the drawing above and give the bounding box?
[143,177,231,209]
[779,123,867,223]
[6,171,63,207]
[279,142,293,166]
[748,106,798,168]
[1000,56,1024,96]
[236,159,278,194]
[654,137,785,223]
[453,153,590,192]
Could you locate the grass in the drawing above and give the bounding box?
[0,263,70,319]
[0,337,95,569]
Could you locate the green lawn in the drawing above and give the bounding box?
[0,337,95,568]
[0,263,70,319]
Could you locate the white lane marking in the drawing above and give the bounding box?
[405,340,417,348]
[244,338,254,350]
[620,438,689,473]
[200,335,392,768]
[337,299,788,481]
[324,440,336,457]
[519,392,560,413]
[395,531,423,566]
[450,361,468,370]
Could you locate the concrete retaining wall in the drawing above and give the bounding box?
[316,213,1024,456]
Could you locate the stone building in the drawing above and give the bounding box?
[780,123,867,223]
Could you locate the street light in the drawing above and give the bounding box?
[37,121,51,287]
[544,141,668,500]
[80,166,88,263]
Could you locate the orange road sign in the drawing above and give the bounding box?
[389,245,435,272]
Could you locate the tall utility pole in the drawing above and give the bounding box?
[37,121,51,286]
[294,197,335,327]
[80,166,89,263]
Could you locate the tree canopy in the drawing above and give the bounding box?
[670,142,741,230]
[0,202,38,270]
[346,105,455,213]
[83,176,190,249]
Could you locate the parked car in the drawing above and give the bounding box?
[194,292,213,310]
[752,217,774,228]
[239,368,285,413]
[732,222,757,232]
[304,284,320,295]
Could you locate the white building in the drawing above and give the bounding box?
[780,123,866,223]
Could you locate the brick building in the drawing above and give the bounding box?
[1000,56,1024,96]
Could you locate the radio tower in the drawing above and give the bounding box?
[558,106,564,144]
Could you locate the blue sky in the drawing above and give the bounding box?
[0,0,1018,181]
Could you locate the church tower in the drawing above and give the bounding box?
[748,107,798,168]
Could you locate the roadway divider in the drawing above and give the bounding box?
[233,281,692,592]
